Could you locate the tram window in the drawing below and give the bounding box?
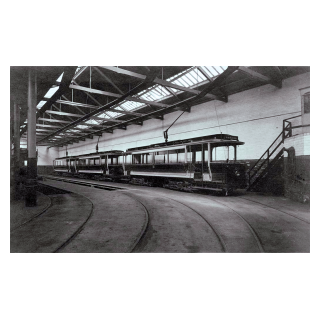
[212,146,233,161]
[177,149,185,163]
[118,157,123,164]
[155,151,166,164]
[133,154,142,164]
[168,150,177,163]
[94,158,100,165]
[196,151,202,163]
[101,158,106,164]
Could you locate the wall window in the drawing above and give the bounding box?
[303,92,310,114]
[300,87,310,115]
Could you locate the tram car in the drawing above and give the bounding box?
[53,150,125,180]
[124,134,247,195]
[53,134,247,195]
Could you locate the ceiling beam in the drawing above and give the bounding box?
[36,123,63,129]
[45,110,84,118]
[70,84,120,98]
[70,84,168,108]
[56,99,99,109]
[99,66,146,80]
[93,67,124,94]
[38,118,72,124]
[36,128,57,132]
[72,66,88,81]
[238,66,282,88]
[44,67,163,146]
[99,66,223,101]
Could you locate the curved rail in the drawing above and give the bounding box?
[53,193,94,253]
[160,195,228,253]
[121,192,150,253]
[239,196,310,224]
[203,195,265,253]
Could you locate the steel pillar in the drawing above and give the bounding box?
[13,101,21,200]
[25,68,37,207]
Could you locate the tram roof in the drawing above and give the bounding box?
[127,134,244,153]
[55,150,123,159]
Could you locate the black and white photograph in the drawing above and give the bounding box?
[10,66,310,254]
[3,1,318,320]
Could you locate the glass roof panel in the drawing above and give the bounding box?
[75,124,89,129]
[44,86,59,99]
[85,119,99,125]
[205,66,218,76]
[36,100,46,110]
[105,111,122,118]
[56,72,64,82]
[214,66,224,73]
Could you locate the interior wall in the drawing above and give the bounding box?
[59,72,310,161]
[37,146,59,165]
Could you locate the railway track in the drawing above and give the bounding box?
[42,175,262,252]
[200,195,265,252]
[239,196,310,224]
[42,175,124,191]
[10,183,94,253]
[41,175,308,253]
[159,195,228,252]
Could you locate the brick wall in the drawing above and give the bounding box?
[283,133,310,202]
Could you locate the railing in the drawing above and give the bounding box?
[283,115,310,140]
[248,114,310,190]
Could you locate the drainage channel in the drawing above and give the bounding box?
[42,176,125,191]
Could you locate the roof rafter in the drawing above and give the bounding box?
[99,66,225,101]
[47,67,238,148]
[238,66,282,88]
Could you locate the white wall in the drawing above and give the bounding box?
[37,146,59,165]
[59,72,310,160]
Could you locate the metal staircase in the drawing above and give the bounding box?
[247,115,307,191]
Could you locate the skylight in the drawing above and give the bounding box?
[36,100,46,110]
[44,86,59,99]
[56,72,64,82]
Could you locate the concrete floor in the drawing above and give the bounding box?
[10,177,310,253]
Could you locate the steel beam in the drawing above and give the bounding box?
[99,66,222,100]
[44,67,162,146]
[38,118,72,124]
[93,67,124,94]
[56,99,99,109]
[70,84,168,108]
[238,66,282,88]
[36,123,63,129]
[45,110,84,118]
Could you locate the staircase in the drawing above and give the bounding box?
[247,117,298,191]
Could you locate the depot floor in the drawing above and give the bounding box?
[10,177,310,253]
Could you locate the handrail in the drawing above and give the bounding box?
[249,134,288,179]
[248,124,289,178]
[248,113,309,189]
[248,147,285,190]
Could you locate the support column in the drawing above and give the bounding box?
[13,101,21,200]
[25,68,37,207]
